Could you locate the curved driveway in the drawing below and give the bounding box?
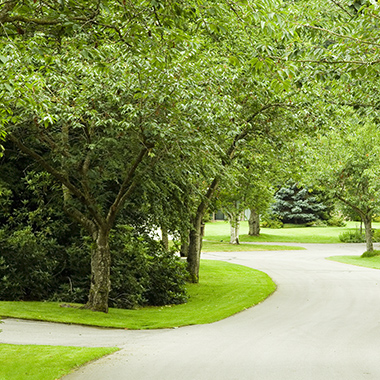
[2,243,380,379]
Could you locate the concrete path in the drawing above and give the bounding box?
[2,243,380,379]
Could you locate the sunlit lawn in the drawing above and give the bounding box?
[204,220,377,244]
[201,240,304,252]
[0,344,118,380]
[0,260,276,330]
[327,255,380,270]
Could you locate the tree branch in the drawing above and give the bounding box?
[106,144,150,226]
[298,23,380,48]
[7,133,105,227]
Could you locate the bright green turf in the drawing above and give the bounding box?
[0,344,118,380]
[201,240,304,252]
[327,255,380,270]
[0,260,276,329]
[204,221,378,244]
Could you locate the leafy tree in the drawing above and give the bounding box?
[307,120,380,252]
[1,1,220,311]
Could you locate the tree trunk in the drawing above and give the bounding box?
[180,230,189,257]
[248,208,260,236]
[161,226,169,250]
[187,177,220,283]
[363,215,373,252]
[85,227,111,313]
[187,214,204,283]
[229,216,240,244]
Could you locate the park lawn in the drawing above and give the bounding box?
[201,240,304,252]
[204,221,380,244]
[327,255,380,270]
[0,260,276,329]
[0,344,118,380]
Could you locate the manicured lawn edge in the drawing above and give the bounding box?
[201,240,305,252]
[0,260,276,330]
[327,255,380,270]
[0,344,118,380]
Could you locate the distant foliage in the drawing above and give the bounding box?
[261,217,283,229]
[326,216,346,227]
[271,184,328,225]
[339,230,365,243]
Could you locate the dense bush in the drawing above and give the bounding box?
[0,155,188,309]
[361,250,380,258]
[339,230,365,243]
[261,217,283,229]
[326,215,346,227]
[372,229,380,243]
[0,224,188,308]
[109,227,188,309]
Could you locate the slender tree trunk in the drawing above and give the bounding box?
[187,177,220,283]
[161,226,169,250]
[187,212,203,283]
[229,213,240,244]
[180,230,189,257]
[363,215,373,252]
[85,226,111,313]
[248,208,260,236]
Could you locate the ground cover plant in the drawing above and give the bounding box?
[0,260,276,329]
[0,344,118,380]
[204,221,379,244]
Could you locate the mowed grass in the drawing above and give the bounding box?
[0,260,276,330]
[327,255,380,270]
[0,344,118,380]
[201,240,304,252]
[204,221,378,244]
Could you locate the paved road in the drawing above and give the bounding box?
[2,243,380,379]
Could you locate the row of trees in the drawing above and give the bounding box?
[1,0,380,312]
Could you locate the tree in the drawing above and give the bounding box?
[308,119,380,252]
[271,183,328,225]
[1,0,226,311]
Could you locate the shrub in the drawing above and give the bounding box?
[372,229,380,242]
[109,227,188,309]
[339,230,365,243]
[0,224,188,309]
[0,227,62,301]
[361,250,380,258]
[261,217,283,229]
[326,216,346,227]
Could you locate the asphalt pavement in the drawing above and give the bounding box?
[2,243,380,379]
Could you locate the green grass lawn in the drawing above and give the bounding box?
[0,260,276,329]
[327,255,380,270]
[201,240,305,252]
[0,344,118,380]
[204,220,378,244]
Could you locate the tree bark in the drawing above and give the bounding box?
[248,208,260,236]
[187,213,204,283]
[187,177,219,283]
[85,226,111,313]
[229,221,240,244]
[363,215,374,252]
[180,230,189,257]
[229,212,240,244]
[161,226,169,250]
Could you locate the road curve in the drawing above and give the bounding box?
[2,243,380,380]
